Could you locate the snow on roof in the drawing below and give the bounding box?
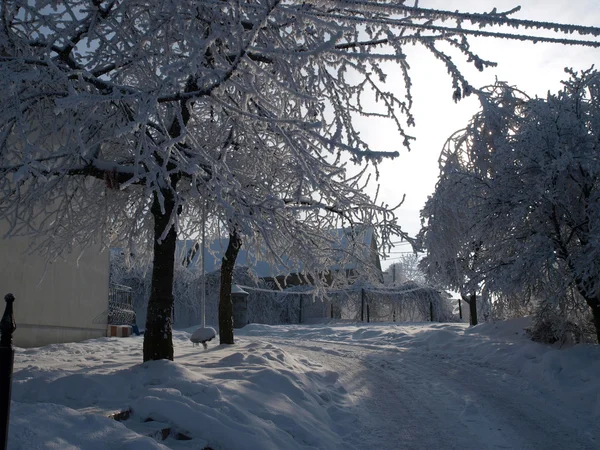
[231,284,248,295]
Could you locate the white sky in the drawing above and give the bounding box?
[373,0,600,268]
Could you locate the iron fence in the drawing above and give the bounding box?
[108,283,135,325]
[238,282,452,325]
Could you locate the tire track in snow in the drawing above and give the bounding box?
[400,353,598,450]
[255,339,475,449]
[258,337,598,450]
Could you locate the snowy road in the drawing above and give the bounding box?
[245,333,600,450]
[9,321,600,450]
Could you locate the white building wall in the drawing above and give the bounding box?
[0,226,109,348]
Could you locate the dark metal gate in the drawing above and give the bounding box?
[108,283,135,325]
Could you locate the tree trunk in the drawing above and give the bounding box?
[143,188,177,362]
[574,284,600,344]
[469,293,478,326]
[587,300,600,344]
[591,302,600,345]
[462,293,478,326]
[219,230,242,345]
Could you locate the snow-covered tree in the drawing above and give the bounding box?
[417,140,485,325]
[386,254,426,285]
[421,69,600,342]
[477,70,600,343]
[2,1,600,360]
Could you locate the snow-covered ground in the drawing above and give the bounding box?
[8,319,600,449]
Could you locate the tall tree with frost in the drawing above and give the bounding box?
[417,136,488,325]
[474,71,600,342]
[419,82,548,326]
[420,81,534,325]
[2,1,600,360]
[421,70,600,342]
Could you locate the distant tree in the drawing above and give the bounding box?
[386,254,426,285]
[2,1,600,360]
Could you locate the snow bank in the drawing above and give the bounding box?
[238,318,600,417]
[10,333,352,450]
[9,402,168,450]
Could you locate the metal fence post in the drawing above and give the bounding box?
[0,293,16,450]
[360,288,365,322]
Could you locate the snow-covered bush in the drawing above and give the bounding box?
[527,292,597,346]
[490,292,536,321]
